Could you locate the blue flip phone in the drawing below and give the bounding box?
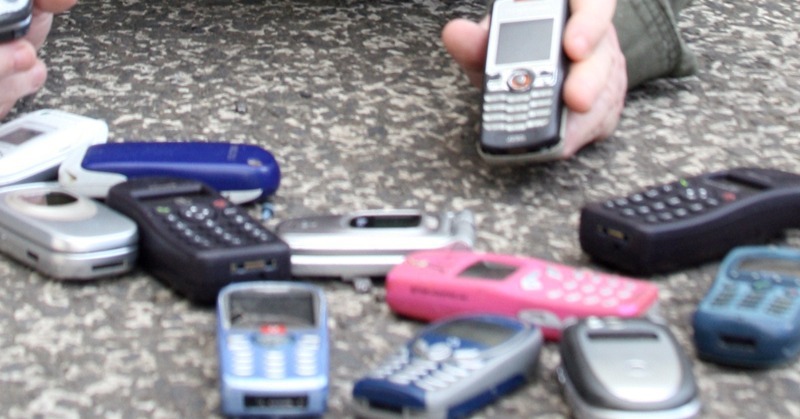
[58,141,280,204]
[693,246,800,368]
[216,281,329,417]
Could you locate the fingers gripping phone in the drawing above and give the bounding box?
[0,0,32,42]
[479,0,569,164]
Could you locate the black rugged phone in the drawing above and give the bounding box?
[579,167,800,275]
[106,176,291,305]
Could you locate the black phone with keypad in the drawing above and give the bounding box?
[106,176,291,305]
[579,167,800,275]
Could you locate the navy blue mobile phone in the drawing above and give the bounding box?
[59,141,280,204]
[352,314,542,419]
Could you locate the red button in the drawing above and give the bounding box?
[260,324,287,335]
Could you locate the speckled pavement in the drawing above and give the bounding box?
[0,0,798,417]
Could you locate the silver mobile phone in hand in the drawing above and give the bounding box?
[0,0,33,42]
[479,0,569,164]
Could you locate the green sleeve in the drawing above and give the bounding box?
[614,0,697,88]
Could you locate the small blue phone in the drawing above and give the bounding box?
[216,281,329,417]
[58,141,280,204]
[351,314,543,419]
[693,246,800,368]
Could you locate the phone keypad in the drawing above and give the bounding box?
[149,198,274,249]
[368,346,484,392]
[601,182,733,224]
[521,265,649,312]
[482,87,555,133]
[710,275,800,318]
[227,333,322,378]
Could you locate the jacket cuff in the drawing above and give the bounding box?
[614,0,697,88]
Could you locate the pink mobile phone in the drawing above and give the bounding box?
[385,249,660,340]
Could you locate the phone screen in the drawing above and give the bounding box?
[350,215,422,228]
[19,191,78,207]
[736,257,800,277]
[0,127,42,145]
[228,291,316,329]
[495,19,554,65]
[432,318,516,347]
[458,260,518,280]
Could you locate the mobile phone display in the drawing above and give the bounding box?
[106,176,291,305]
[386,249,659,340]
[0,182,137,279]
[557,317,701,419]
[478,0,568,164]
[217,281,329,417]
[352,314,542,419]
[579,167,800,275]
[693,246,800,368]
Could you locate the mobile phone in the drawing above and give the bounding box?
[105,176,292,305]
[385,249,659,340]
[557,317,702,419]
[352,314,543,419]
[693,246,800,368]
[579,167,800,275]
[275,209,475,279]
[217,281,329,417]
[478,0,568,164]
[58,141,280,204]
[0,182,137,280]
[0,109,108,187]
[0,0,32,42]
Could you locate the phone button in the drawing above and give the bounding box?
[507,70,534,92]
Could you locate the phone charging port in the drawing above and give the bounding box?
[231,259,277,275]
[244,395,308,409]
[597,225,628,242]
[719,335,757,352]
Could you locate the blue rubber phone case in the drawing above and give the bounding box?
[693,246,800,368]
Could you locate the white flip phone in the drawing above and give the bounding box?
[0,109,108,187]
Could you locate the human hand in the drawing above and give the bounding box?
[0,0,77,118]
[441,0,627,159]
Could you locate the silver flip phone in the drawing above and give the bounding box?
[557,317,702,419]
[0,182,138,280]
[275,209,475,279]
[479,0,568,164]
